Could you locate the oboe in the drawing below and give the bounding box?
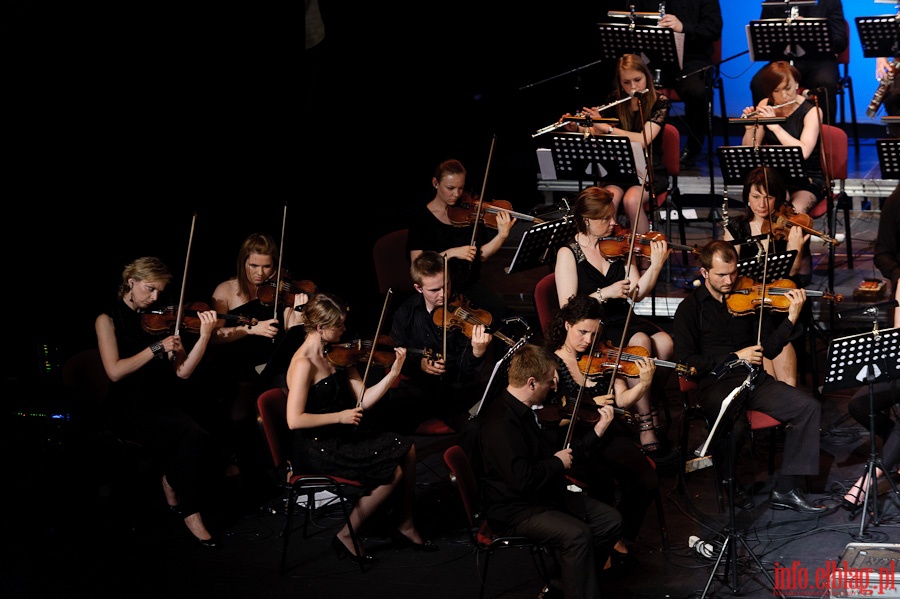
[867,62,897,118]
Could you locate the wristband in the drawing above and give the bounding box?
[150,341,166,360]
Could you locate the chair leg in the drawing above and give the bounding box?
[718,78,729,146]
[848,78,860,155]
[841,193,853,269]
[655,488,670,552]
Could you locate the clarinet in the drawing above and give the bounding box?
[867,63,897,118]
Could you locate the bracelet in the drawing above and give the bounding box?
[150,341,165,359]
[607,125,614,134]
[596,287,607,304]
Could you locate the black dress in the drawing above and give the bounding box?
[291,370,413,487]
[565,241,666,343]
[759,100,825,202]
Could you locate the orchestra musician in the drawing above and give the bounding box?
[476,342,624,599]
[285,292,437,561]
[407,158,514,321]
[875,57,900,136]
[672,240,826,514]
[874,182,900,294]
[207,232,307,499]
[555,186,675,460]
[624,0,723,168]
[365,250,492,436]
[545,293,658,572]
[559,54,671,236]
[95,256,223,547]
[842,285,900,515]
[724,166,811,387]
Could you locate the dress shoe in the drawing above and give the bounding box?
[537,583,564,599]
[769,488,828,515]
[726,485,754,511]
[332,535,376,564]
[390,530,439,552]
[679,146,702,168]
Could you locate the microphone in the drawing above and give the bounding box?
[838,299,899,319]
[632,89,651,95]
[798,87,816,100]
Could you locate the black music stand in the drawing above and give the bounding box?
[876,138,900,179]
[823,326,900,538]
[595,23,683,73]
[855,15,900,59]
[737,250,798,284]
[747,17,833,65]
[504,216,577,275]
[545,132,639,189]
[695,364,783,599]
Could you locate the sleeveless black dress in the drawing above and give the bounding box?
[291,370,413,487]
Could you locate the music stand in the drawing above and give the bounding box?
[467,336,529,420]
[876,138,900,180]
[823,326,900,538]
[737,250,798,284]
[505,216,577,275]
[695,364,783,599]
[545,132,639,188]
[855,16,900,59]
[595,23,684,72]
[746,17,833,64]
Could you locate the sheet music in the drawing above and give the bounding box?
[697,382,746,458]
[673,31,684,70]
[631,141,647,185]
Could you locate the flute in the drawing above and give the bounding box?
[740,100,796,118]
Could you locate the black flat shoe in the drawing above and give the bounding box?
[332,535,375,564]
[391,530,439,552]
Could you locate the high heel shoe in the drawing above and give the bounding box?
[840,482,865,519]
[391,530,439,552]
[332,535,375,564]
[169,505,219,548]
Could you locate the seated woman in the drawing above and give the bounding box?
[285,292,437,562]
[723,166,811,386]
[560,53,670,235]
[741,60,824,282]
[841,285,900,516]
[545,293,658,567]
[555,185,675,458]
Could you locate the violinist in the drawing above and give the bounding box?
[546,294,657,572]
[95,256,223,547]
[367,251,492,435]
[741,61,825,219]
[555,186,675,458]
[477,343,623,599]
[286,292,436,560]
[207,233,307,498]
[559,53,670,235]
[724,167,811,386]
[672,240,826,514]
[406,158,514,321]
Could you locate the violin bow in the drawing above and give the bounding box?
[469,134,497,249]
[173,212,198,343]
[441,255,449,364]
[358,289,392,410]
[272,202,288,323]
[606,289,639,396]
[563,328,602,450]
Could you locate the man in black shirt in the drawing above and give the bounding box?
[478,343,623,599]
[673,240,826,514]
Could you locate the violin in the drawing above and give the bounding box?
[597,226,699,259]
[324,334,441,368]
[577,340,697,378]
[140,302,258,335]
[432,297,518,347]
[257,269,317,308]
[771,204,840,246]
[725,276,844,316]
[537,399,635,429]
[447,193,544,229]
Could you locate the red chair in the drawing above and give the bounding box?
[533,271,558,339]
[372,228,413,294]
[810,123,852,269]
[644,123,690,264]
[747,410,783,477]
[443,444,551,599]
[657,39,729,146]
[256,387,367,574]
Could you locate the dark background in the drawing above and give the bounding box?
[8,3,619,380]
